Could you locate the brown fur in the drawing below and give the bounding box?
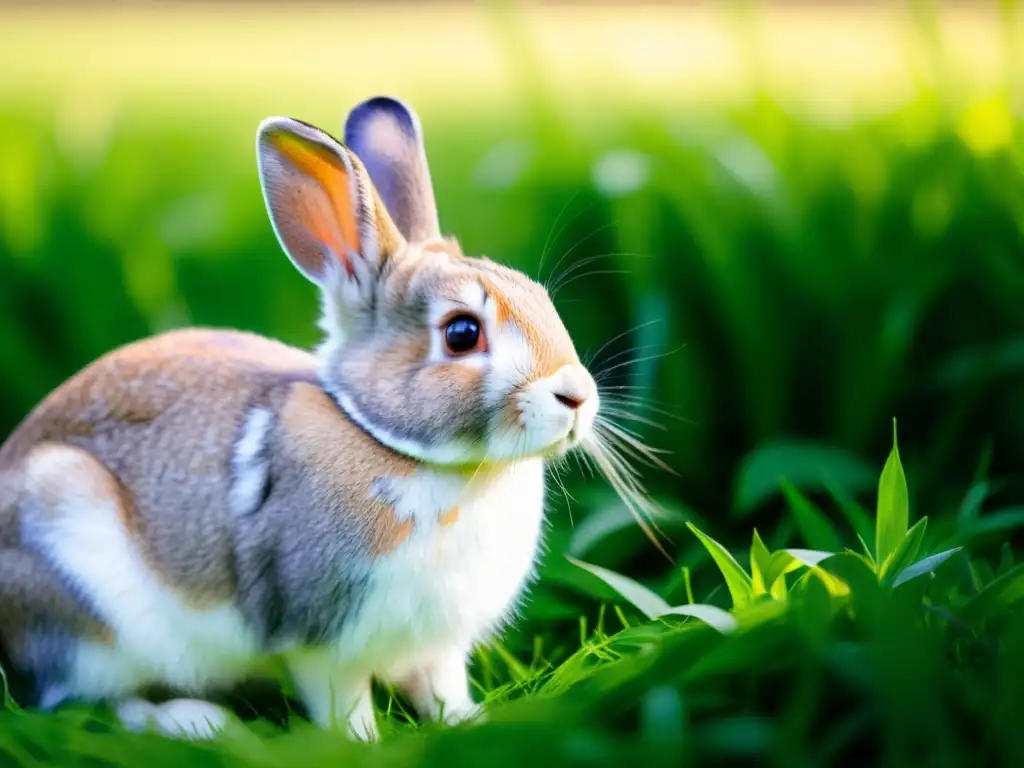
[369,512,415,555]
[277,382,417,556]
[438,506,459,527]
[482,276,578,380]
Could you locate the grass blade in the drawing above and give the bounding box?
[750,530,774,595]
[781,549,852,597]
[661,604,739,634]
[764,551,803,591]
[881,517,928,583]
[875,419,910,567]
[686,522,754,609]
[733,441,877,514]
[784,549,837,568]
[825,479,876,552]
[943,507,1024,548]
[891,547,963,588]
[855,532,875,564]
[960,562,1024,623]
[566,555,671,620]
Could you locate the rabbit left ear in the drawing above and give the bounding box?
[256,116,404,289]
[343,96,441,244]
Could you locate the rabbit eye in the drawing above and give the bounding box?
[443,314,485,356]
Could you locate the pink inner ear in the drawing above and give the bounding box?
[287,174,357,279]
[266,130,361,280]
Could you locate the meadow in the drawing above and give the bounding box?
[1,2,1023,765]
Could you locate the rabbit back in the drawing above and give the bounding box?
[0,326,318,599]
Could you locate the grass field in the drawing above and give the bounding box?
[1,1,1024,765]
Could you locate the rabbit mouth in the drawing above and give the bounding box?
[545,419,589,458]
[566,418,586,447]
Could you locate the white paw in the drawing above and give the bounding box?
[117,698,231,741]
[441,700,486,726]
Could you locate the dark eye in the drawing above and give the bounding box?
[443,314,484,356]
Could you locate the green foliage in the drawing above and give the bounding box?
[559,424,1021,765]
[3,4,1024,765]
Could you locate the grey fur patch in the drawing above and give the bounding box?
[0,547,101,709]
[232,493,371,647]
[230,407,374,649]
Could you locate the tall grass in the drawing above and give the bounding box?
[1,1,1023,765]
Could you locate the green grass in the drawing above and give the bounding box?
[2,1,1024,765]
[2,424,1023,766]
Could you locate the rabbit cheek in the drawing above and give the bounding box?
[484,322,533,403]
[330,328,490,463]
[433,362,489,434]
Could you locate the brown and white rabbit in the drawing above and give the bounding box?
[0,96,599,741]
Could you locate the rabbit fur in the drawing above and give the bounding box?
[0,96,600,741]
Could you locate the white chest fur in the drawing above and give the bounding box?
[336,458,548,679]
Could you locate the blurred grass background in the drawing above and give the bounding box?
[2,0,1024,765]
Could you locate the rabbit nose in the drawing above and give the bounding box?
[555,393,584,411]
[552,366,596,412]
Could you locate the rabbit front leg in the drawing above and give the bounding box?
[396,646,483,726]
[285,650,378,741]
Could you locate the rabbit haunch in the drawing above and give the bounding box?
[0,329,546,717]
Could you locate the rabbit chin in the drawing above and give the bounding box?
[482,392,599,463]
[480,422,590,464]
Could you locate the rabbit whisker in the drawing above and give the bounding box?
[537,189,588,282]
[579,430,672,559]
[543,219,619,292]
[581,318,663,371]
[593,343,687,383]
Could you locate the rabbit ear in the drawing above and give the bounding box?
[256,116,404,288]
[343,96,441,243]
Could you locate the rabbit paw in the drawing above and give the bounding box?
[117,698,231,740]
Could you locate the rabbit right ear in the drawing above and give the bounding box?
[343,96,442,244]
[256,116,405,292]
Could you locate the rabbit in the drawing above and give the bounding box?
[0,95,600,742]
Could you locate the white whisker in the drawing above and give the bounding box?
[594,344,688,382]
[582,318,663,372]
[579,433,671,558]
[593,343,666,380]
[543,220,619,291]
[597,407,668,432]
[596,421,678,477]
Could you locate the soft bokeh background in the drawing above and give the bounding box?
[1,0,1023,676]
